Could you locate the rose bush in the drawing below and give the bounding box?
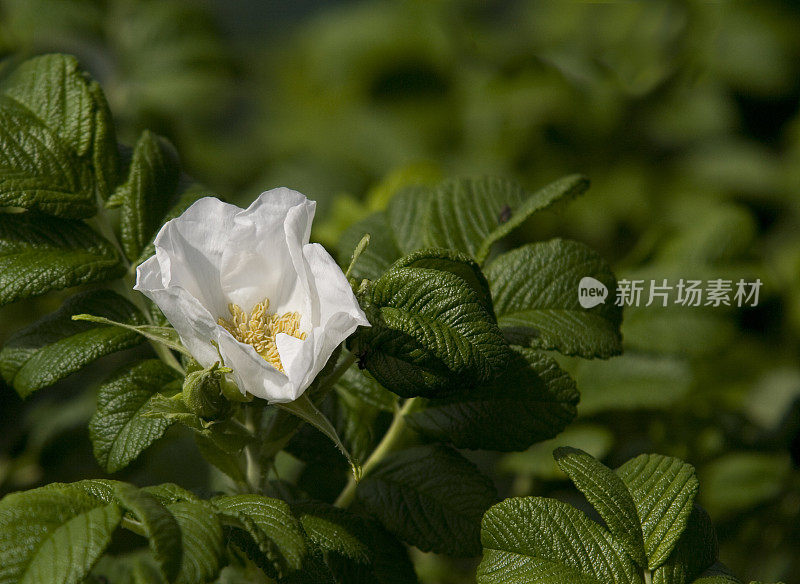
[135,188,369,402]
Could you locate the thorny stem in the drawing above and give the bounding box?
[334,397,418,508]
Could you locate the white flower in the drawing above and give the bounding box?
[135,188,369,403]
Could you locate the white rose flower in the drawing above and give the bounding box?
[134,188,369,403]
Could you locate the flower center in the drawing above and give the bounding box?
[217,298,306,373]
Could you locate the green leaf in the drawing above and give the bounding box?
[389,248,495,317]
[0,96,95,217]
[0,290,145,397]
[653,505,718,584]
[344,233,371,279]
[486,239,622,358]
[90,552,166,584]
[4,54,95,160]
[356,444,497,557]
[141,483,198,504]
[291,502,418,584]
[0,214,123,306]
[71,313,192,357]
[554,447,647,566]
[569,352,692,415]
[114,130,180,261]
[276,393,361,478]
[0,54,119,215]
[616,454,699,570]
[89,359,183,473]
[113,483,182,583]
[86,80,119,200]
[0,484,122,584]
[193,433,247,485]
[478,497,641,584]
[338,212,401,281]
[385,184,433,254]
[406,348,578,451]
[336,175,587,280]
[425,175,589,263]
[167,500,224,584]
[212,495,306,579]
[335,366,397,412]
[333,389,384,463]
[692,563,742,584]
[351,265,510,398]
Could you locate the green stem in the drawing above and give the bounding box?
[334,397,417,508]
[643,569,652,584]
[243,407,263,493]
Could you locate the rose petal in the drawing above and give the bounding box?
[153,197,238,317]
[135,256,221,367]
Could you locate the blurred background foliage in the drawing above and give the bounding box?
[1,0,799,582]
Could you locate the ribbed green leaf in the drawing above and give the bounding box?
[0,96,95,217]
[616,454,699,570]
[478,497,641,584]
[554,447,647,566]
[425,175,588,263]
[389,248,495,317]
[290,502,418,584]
[213,495,306,579]
[141,483,198,504]
[167,500,224,584]
[89,359,183,473]
[351,265,510,397]
[0,484,122,584]
[0,214,123,306]
[113,483,182,583]
[4,54,95,159]
[486,239,622,358]
[337,175,586,280]
[0,290,144,397]
[406,348,578,451]
[86,80,119,199]
[0,54,119,216]
[338,211,401,281]
[60,478,125,504]
[356,444,497,557]
[653,505,719,584]
[113,130,180,261]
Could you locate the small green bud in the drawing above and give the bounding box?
[182,362,233,420]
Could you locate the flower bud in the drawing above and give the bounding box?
[182,362,233,420]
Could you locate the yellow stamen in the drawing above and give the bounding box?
[217,298,306,373]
